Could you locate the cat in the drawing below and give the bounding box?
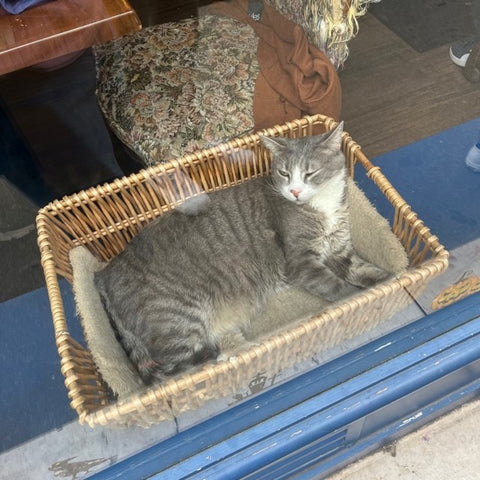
[94,123,390,385]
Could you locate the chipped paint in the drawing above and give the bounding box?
[374,341,392,352]
[345,401,361,411]
[434,352,458,365]
[252,443,278,456]
[400,411,423,426]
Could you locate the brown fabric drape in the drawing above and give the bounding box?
[207,0,342,130]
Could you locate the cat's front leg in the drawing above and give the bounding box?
[287,260,359,303]
[344,253,392,288]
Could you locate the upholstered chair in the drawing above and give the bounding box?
[94,0,371,166]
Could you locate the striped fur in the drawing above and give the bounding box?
[94,124,389,384]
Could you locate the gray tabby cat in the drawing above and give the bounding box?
[94,123,390,385]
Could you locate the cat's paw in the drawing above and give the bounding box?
[217,352,230,362]
[217,339,261,363]
[355,266,392,288]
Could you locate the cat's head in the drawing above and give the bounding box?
[261,122,346,205]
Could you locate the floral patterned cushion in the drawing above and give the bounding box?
[95,15,259,165]
[96,2,369,166]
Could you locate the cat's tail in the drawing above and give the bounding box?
[113,328,166,384]
[103,314,220,385]
[91,287,166,385]
[121,329,221,384]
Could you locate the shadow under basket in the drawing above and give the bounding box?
[36,114,449,428]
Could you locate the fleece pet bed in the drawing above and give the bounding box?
[69,178,409,398]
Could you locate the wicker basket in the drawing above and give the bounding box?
[37,114,448,428]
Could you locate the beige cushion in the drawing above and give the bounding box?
[70,179,408,397]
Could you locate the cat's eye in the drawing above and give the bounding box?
[304,169,320,180]
[277,169,290,178]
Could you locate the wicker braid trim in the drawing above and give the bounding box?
[36,114,449,427]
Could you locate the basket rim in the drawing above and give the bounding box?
[36,114,449,426]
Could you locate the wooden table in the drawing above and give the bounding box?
[0,0,141,75]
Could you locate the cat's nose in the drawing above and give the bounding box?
[290,188,301,199]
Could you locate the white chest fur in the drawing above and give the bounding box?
[308,171,346,232]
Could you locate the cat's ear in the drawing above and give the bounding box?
[260,135,289,156]
[323,121,344,151]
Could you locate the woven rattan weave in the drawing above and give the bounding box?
[37,114,448,427]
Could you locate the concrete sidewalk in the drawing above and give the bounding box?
[328,398,480,480]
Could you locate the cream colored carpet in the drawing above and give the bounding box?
[328,398,480,479]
